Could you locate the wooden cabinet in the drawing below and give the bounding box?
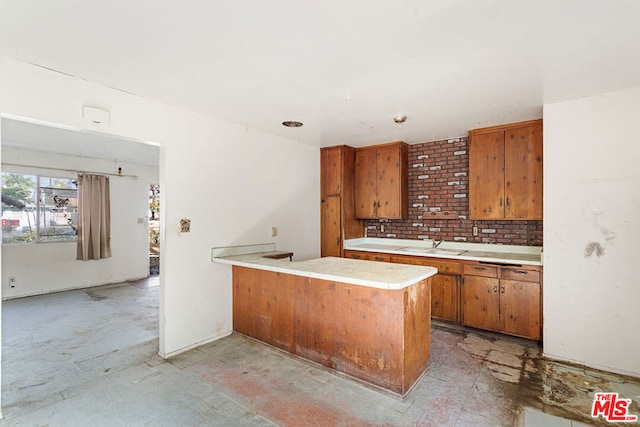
[320,146,364,257]
[462,262,541,340]
[347,249,542,340]
[355,141,408,219]
[469,119,543,220]
[390,255,461,323]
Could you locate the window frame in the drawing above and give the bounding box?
[2,172,79,245]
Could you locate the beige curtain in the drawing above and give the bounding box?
[76,174,112,260]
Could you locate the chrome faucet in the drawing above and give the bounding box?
[433,239,443,249]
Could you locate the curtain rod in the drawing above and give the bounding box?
[1,162,139,179]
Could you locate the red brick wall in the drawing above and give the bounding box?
[364,137,543,246]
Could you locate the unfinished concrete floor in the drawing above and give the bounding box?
[1,278,638,426]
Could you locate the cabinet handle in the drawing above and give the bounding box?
[336,238,340,245]
[474,267,487,271]
[500,196,503,208]
[377,201,381,208]
[500,285,505,294]
[352,255,361,259]
[506,197,510,212]
[513,270,528,275]
[493,286,498,293]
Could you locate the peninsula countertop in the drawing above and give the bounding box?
[211,243,437,290]
[344,238,543,266]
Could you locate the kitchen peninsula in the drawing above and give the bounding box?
[212,243,437,396]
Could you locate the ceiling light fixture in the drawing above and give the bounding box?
[282,121,303,128]
[393,115,407,129]
[393,115,407,124]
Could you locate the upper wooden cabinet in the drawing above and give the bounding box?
[321,146,342,196]
[469,120,543,220]
[320,145,364,257]
[355,141,408,219]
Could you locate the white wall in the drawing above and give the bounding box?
[543,86,640,377]
[0,58,321,362]
[1,146,157,299]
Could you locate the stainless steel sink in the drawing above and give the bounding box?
[400,247,466,256]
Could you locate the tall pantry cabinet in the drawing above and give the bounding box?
[320,145,364,257]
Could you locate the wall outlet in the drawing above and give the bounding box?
[9,277,16,288]
[270,226,278,237]
[472,225,479,237]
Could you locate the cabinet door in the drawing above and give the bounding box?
[500,280,541,340]
[354,148,378,218]
[462,275,500,331]
[431,274,458,322]
[320,196,342,257]
[504,122,543,219]
[321,147,342,196]
[376,144,407,219]
[469,131,505,219]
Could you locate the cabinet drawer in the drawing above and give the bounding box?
[344,250,367,260]
[344,250,390,262]
[501,268,540,283]
[425,260,462,275]
[369,253,391,262]
[463,264,498,278]
[390,255,461,274]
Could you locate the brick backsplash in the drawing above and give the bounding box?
[364,137,543,246]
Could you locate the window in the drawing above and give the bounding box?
[2,173,78,244]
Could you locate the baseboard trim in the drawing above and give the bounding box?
[158,330,233,359]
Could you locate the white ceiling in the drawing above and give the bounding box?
[1,0,640,149]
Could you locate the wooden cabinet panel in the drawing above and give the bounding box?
[232,266,296,353]
[431,274,459,322]
[355,142,408,219]
[469,119,543,220]
[321,147,341,196]
[462,275,500,332]
[469,131,505,219]
[499,280,541,340]
[505,122,543,219]
[355,148,378,218]
[376,143,407,218]
[320,196,341,257]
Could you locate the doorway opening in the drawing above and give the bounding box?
[149,184,160,275]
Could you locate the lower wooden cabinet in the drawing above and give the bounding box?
[431,274,459,323]
[390,255,460,324]
[461,275,500,331]
[345,249,542,340]
[462,263,541,340]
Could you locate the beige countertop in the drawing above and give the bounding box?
[211,244,437,290]
[344,238,543,266]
